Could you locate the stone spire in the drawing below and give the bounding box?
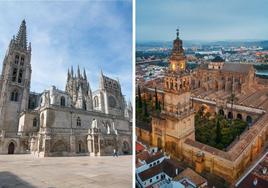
[15,19,27,49]
[83,68,87,80]
[71,66,74,77]
[99,69,104,89]
[67,68,70,80]
[77,65,81,78]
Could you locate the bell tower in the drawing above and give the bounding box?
[169,29,186,72]
[0,20,32,132]
[151,29,195,157]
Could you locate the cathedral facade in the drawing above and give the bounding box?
[0,20,132,157]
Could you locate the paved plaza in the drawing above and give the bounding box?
[0,154,132,188]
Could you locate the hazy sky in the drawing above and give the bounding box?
[0,1,132,100]
[137,0,268,42]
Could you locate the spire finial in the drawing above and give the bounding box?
[16,19,27,49]
[176,28,179,39]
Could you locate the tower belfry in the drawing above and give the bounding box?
[151,29,195,157]
[169,28,186,72]
[0,20,32,132]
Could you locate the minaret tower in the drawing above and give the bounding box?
[0,20,32,132]
[151,29,195,157]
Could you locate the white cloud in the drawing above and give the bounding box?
[0,1,132,100]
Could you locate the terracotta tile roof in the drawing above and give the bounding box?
[138,158,183,182]
[136,150,150,162]
[145,152,164,164]
[138,163,162,181]
[136,142,145,153]
[162,159,184,178]
[174,168,207,186]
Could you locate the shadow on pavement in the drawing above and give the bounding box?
[0,171,37,188]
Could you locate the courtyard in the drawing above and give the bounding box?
[0,154,132,188]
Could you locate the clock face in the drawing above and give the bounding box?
[108,96,117,108]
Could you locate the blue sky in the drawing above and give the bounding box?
[137,0,268,42]
[0,1,132,100]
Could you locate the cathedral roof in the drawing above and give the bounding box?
[222,63,253,74]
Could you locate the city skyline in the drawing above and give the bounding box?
[0,1,132,100]
[137,0,268,42]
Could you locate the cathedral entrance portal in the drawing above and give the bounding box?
[8,142,15,154]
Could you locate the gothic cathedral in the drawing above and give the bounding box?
[0,20,132,157]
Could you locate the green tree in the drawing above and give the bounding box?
[143,99,148,117]
[137,85,142,108]
[215,117,221,144]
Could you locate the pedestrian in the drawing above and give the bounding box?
[113,148,116,157]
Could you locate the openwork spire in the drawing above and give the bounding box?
[15,20,27,49]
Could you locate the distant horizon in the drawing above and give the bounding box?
[137,0,268,42]
[137,38,268,44]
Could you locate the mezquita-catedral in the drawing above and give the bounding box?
[0,20,132,157]
[136,29,268,183]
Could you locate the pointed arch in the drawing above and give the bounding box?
[77,116,81,126]
[94,96,99,107]
[10,90,19,101]
[60,96,66,106]
[12,67,18,82]
[8,141,16,154]
[14,54,19,64]
[33,117,37,127]
[20,56,25,66]
[18,69,23,83]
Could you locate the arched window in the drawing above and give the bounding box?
[12,68,17,82]
[94,96,99,107]
[18,69,23,83]
[20,56,24,66]
[92,119,97,128]
[246,115,253,125]
[228,112,233,119]
[33,117,37,127]
[60,96,65,106]
[10,90,19,101]
[77,117,81,126]
[106,122,111,134]
[15,55,19,64]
